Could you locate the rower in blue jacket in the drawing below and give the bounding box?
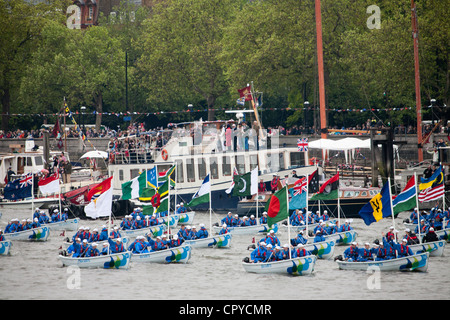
[290,230,308,246]
[85,243,100,257]
[31,218,41,228]
[99,226,109,241]
[38,211,49,224]
[250,242,267,263]
[169,235,184,248]
[79,240,90,257]
[196,224,208,239]
[313,230,326,243]
[108,237,125,253]
[357,243,373,261]
[67,238,82,257]
[61,208,69,221]
[409,208,419,224]
[395,239,414,257]
[294,243,311,257]
[219,224,229,235]
[50,209,60,223]
[221,212,233,227]
[343,242,359,261]
[263,230,281,247]
[259,212,268,225]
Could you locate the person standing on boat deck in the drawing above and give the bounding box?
[85,243,100,257]
[395,239,414,257]
[260,212,268,225]
[6,167,15,182]
[108,237,125,253]
[196,224,208,239]
[219,224,229,235]
[225,124,232,151]
[294,243,311,258]
[270,174,280,194]
[422,227,439,243]
[67,238,82,257]
[343,242,360,262]
[258,179,266,193]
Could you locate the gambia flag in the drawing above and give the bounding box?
[310,172,339,201]
[393,175,417,216]
[265,186,288,227]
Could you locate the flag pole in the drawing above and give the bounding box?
[337,168,340,226]
[388,177,396,233]
[209,172,212,232]
[414,172,422,244]
[31,172,34,218]
[286,185,291,259]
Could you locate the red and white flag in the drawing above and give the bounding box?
[225,167,239,194]
[38,173,60,195]
[84,176,113,219]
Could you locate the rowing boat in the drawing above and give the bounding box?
[409,240,446,257]
[212,223,278,235]
[121,224,166,239]
[283,220,337,233]
[304,239,335,260]
[43,218,79,231]
[324,230,357,245]
[242,254,317,276]
[0,240,12,255]
[336,252,429,272]
[183,234,232,249]
[174,211,195,225]
[59,251,131,269]
[62,237,130,250]
[435,228,450,242]
[130,244,191,264]
[3,226,50,241]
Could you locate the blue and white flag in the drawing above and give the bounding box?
[4,174,32,200]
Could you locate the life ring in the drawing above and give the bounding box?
[161,149,168,161]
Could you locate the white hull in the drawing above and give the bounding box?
[174,212,195,225]
[324,230,357,246]
[3,226,50,241]
[0,240,12,255]
[242,255,317,276]
[59,251,131,269]
[63,237,130,250]
[43,218,79,231]
[212,223,278,235]
[409,240,446,257]
[435,228,450,242]
[184,234,232,248]
[284,220,337,233]
[121,224,166,239]
[0,197,59,209]
[336,252,429,272]
[131,245,191,264]
[304,239,335,260]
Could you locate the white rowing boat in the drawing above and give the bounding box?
[284,220,337,233]
[242,255,317,276]
[336,252,429,272]
[304,239,335,260]
[131,245,192,264]
[62,237,130,250]
[435,228,450,242]
[212,223,278,236]
[409,240,446,257]
[3,226,50,241]
[59,251,131,269]
[0,240,12,255]
[184,234,232,249]
[174,211,195,225]
[121,224,166,239]
[43,218,79,231]
[324,230,357,246]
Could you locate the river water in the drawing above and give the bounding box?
[0,207,449,301]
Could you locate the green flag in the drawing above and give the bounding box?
[266,186,288,227]
[122,171,147,200]
[232,168,257,197]
[139,187,156,203]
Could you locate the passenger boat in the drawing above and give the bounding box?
[0,240,12,255]
[242,254,317,276]
[336,252,429,272]
[108,120,319,214]
[130,244,192,264]
[409,240,446,257]
[183,233,232,249]
[3,226,50,241]
[59,251,131,269]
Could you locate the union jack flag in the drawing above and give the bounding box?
[297,138,308,152]
[292,177,307,196]
[19,173,33,188]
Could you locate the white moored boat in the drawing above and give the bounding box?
[242,255,317,276]
[336,252,429,272]
[0,240,12,255]
[121,224,166,239]
[3,226,50,241]
[131,245,192,264]
[304,239,335,260]
[59,251,131,269]
[324,230,357,246]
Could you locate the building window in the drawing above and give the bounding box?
[88,6,93,20]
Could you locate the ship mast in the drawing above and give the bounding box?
[411,0,423,162]
[315,0,327,141]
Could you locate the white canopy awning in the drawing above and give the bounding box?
[309,137,371,163]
